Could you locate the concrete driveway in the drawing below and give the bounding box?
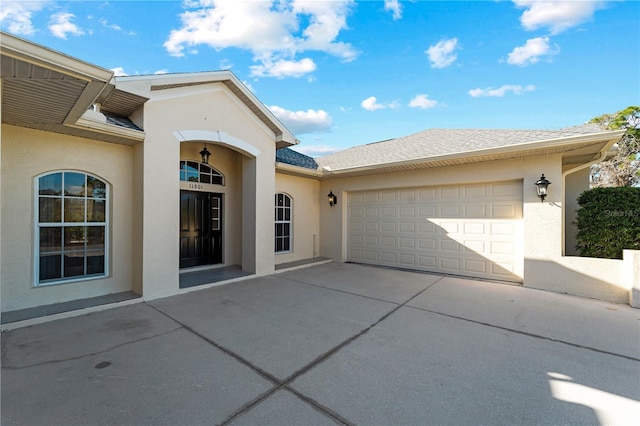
[2,263,639,425]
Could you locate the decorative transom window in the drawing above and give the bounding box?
[275,193,292,253]
[179,161,224,185]
[36,171,108,285]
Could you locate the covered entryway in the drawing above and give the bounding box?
[347,181,523,282]
[180,191,223,268]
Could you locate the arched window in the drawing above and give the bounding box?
[179,161,224,185]
[36,171,108,285]
[275,193,292,253]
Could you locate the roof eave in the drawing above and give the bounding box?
[321,130,626,176]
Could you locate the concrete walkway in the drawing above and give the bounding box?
[2,263,639,425]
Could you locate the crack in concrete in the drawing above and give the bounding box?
[1,326,183,370]
[404,305,640,362]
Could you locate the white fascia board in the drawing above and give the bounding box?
[275,162,323,177]
[70,116,145,142]
[0,31,113,82]
[324,130,626,175]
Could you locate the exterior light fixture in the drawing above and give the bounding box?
[328,190,337,207]
[535,174,551,202]
[200,144,211,164]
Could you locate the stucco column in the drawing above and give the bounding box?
[625,250,640,308]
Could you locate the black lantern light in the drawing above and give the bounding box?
[535,174,551,202]
[199,144,211,164]
[328,190,337,207]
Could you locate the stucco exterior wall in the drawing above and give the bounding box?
[564,167,590,256]
[138,82,277,301]
[1,125,135,312]
[275,173,321,264]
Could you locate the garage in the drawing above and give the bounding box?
[347,181,523,282]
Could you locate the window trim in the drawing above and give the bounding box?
[275,193,293,254]
[33,170,110,287]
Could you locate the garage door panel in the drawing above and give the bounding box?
[348,181,523,282]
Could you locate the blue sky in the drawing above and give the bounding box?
[2,1,639,156]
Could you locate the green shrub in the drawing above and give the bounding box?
[575,187,640,259]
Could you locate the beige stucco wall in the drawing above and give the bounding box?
[1,125,135,312]
[275,173,321,264]
[137,82,278,301]
[564,167,590,256]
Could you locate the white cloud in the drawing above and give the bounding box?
[409,94,438,109]
[507,37,558,66]
[468,84,536,98]
[154,69,169,75]
[111,67,128,76]
[164,0,357,78]
[0,1,48,35]
[361,96,386,111]
[99,18,136,35]
[384,0,402,20]
[292,144,341,157]
[269,105,333,134]
[250,57,317,79]
[426,37,459,69]
[513,0,607,34]
[49,12,84,39]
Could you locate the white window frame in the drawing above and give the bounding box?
[34,170,110,287]
[275,193,293,254]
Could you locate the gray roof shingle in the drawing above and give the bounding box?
[276,147,318,170]
[316,124,607,171]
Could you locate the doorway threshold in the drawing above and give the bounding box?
[179,265,252,289]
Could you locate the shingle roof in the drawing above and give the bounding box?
[276,147,318,170]
[103,111,142,131]
[316,124,607,171]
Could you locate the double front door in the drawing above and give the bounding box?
[179,191,223,268]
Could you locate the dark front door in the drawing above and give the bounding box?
[180,191,223,268]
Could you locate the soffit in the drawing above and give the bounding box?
[101,88,148,117]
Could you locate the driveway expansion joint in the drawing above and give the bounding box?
[406,305,640,362]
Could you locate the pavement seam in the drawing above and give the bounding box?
[1,326,184,370]
[282,386,356,426]
[279,277,444,384]
[405,305,640,362]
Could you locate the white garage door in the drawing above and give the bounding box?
[348,181,523,282]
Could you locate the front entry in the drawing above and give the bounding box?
[180,191,223,268]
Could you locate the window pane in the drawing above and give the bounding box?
[64,198,85,222]
[40,228,62,253]
[64,253,85,277]
[284,196,291,207]
[187,171,198,182]
[200,164,212,173]
[276,194,283,206]
[186,161,199,172]
[64,227,86,251]
[276,223,283,237]
[282,223,290,236]
[64,172,85,196]
[39,198,61,222]
[87,200,105,222]
[276,238,283,252]
[211,176,223,185]
[87,252,105,275]
[282,237,290,252]
[39,173,62,195]
[87,176,106,199]
[87,226,105,248]
[285,208,291,221]
[201,173,211,184]
[40,254,61,281]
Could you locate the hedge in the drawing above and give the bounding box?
[575,187,640,259]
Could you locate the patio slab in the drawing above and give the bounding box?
[280,262,442,304]
[1,327,273,426]
[291,305,640,425]
[406,276,640,360]
[149,274,400,381]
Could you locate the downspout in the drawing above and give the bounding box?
[561,142,616,256]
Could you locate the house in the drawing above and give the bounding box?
[1,32,638,324]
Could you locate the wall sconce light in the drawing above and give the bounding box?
[328,190,337,207]
[200,144,211,164]
[535,174,551,202]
